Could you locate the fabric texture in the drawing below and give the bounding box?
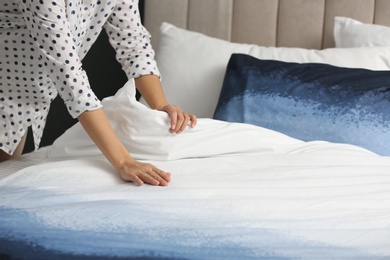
[49,80,308,161]
[214,53,390,156]
[4,52,390,260]
[2,150,390,259]
[2,105,390,258]
[141,22,390,119]
[0,0,159,154]
[334,16,390,47]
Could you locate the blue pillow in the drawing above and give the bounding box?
[213,53,390,156]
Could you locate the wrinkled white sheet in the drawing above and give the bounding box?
[1,81,390,259]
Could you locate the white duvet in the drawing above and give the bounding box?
[1,81,389,259]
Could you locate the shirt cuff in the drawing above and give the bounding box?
[64,90,102,119]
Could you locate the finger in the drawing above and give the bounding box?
[177,114,190,133]
[148,168,171,186]
[174,112,185,133]
[169,109,178,131]
[189,114,197,128]
[141,164,171,186]
[122,172,144,186]
[156,169,171,183]
[139,171,161,186]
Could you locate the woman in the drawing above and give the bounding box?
[0,0,197,186]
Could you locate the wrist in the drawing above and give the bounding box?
[108,146,135,171]
[153,103,169,111]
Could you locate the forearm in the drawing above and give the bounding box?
[136,74,197,133]
[77,108,171,186]
[78,108,132,169]
[135,75,168,109]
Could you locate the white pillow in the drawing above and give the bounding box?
[140,22,390,118]
[334,16,390,48]
[49,80,304,160]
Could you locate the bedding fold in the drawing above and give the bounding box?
[3,77,388,259]
[1,151,390,259]
[49,80,376,161]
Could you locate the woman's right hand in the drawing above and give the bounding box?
[117,159,171,186]
[78,109,171,186]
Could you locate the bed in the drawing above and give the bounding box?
[1,0,390,259]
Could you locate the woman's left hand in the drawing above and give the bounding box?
[158,105,197,134]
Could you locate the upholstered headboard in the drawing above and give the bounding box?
[143,0,390,50]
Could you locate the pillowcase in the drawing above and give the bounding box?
[140,22,390,118]
[49,79,304,160]
[334,16,390,47]
[213,53,390,156]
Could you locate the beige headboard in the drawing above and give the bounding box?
[143,0,390,50]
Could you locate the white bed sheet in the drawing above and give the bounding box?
[1,82,390,259]
[1,146,390,259]
[0,147,48,180]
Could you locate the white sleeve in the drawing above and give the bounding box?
[104,0,161,79]
[16,0,102,118]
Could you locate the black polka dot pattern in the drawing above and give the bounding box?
[0,0,160,155]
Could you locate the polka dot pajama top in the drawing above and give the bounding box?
[0,0,160,155]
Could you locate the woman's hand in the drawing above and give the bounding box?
[117,159,171,186]
[79,108,171,186]
[158,105,197,134]
[134,75,197,134]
